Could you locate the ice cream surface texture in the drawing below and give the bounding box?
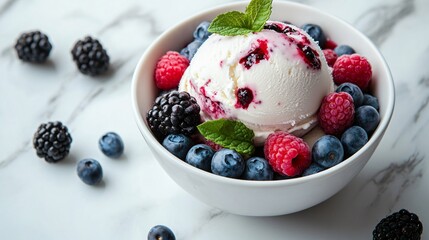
[179,21,334,145]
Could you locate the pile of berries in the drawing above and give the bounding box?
[146,21,381,180]
[32,121,124,185]
[14,30,110,76]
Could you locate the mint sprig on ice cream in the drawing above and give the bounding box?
[197,119,255,156]
[208,0,273,36]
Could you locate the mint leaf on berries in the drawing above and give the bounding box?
[197,119,255,155]
[208,0,273,36]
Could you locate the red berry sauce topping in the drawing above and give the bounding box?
[282,25,297,34]
[190,80,225,119]
[297,43,321,70]
[235,87,254,109]
[239,39,269,69]
[264,22,321,70]
[264,22,284,32]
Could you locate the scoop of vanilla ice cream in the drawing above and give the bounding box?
[179,21,334,145]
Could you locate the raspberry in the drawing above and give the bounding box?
[191,134,223,151]
[204,139,223,151]
[324,39,337,50]
[322,49,337,67]
[264,132,311,177]
[332,54,372,90]
[318,92,355,136]
[155,51,189,90]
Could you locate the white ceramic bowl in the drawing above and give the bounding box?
[131,1,395,216]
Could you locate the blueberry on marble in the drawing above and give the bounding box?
[180,39,204,61]
[302,163,325,176]
[162,134,193,160]
[341,126,368,156]
[363,93,379,111]
[193,21,212,40]
[336,82,364,107]
[242,157,273,181]
[312,135,344,168]
[355,105,380,134]
[211,149,244,178]
[185,144,215,172]
[148,225,176,240]
[77,158,103,185]
[301,23,326,48]
[334,45,355,56]
[99,132,124,158]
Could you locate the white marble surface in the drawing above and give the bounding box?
[1,0,429,239]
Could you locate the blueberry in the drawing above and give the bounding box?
[185,144,215,172]
[312,135,344,168]
[302,163,325,176]
[148,225,175,240]
[355,105,380,134]
[341,126,368,156]
[77,158,103,185]
[180,39,204,60]
[301,23,326,48]
[162,134,193,160]
[336,82,364,107]
[363,93,379,111]
[242,157,273,181]
[98,132,124,158]
[211,149,244,178]
[334,45,355,56]
[193,21,212,40]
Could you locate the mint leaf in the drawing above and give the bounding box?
[208,11,252,36]
[208,0,273,36]
[245,0,272,32]
[197,119,255,155]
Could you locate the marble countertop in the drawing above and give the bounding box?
[1,0,428,239]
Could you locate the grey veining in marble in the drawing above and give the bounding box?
[96,6,162,37]
[355,0,415,46]
[360,153,424,209]
[0,0,16,16]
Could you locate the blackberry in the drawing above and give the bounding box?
[147,90,201,139]
[33,121,72,163]
[14,30,52,63]
[71,36,109,76]
[373,209,423,240]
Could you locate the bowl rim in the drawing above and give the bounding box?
[131,0,395,188]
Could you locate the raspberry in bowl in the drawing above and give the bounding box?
[131,0,394,216]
